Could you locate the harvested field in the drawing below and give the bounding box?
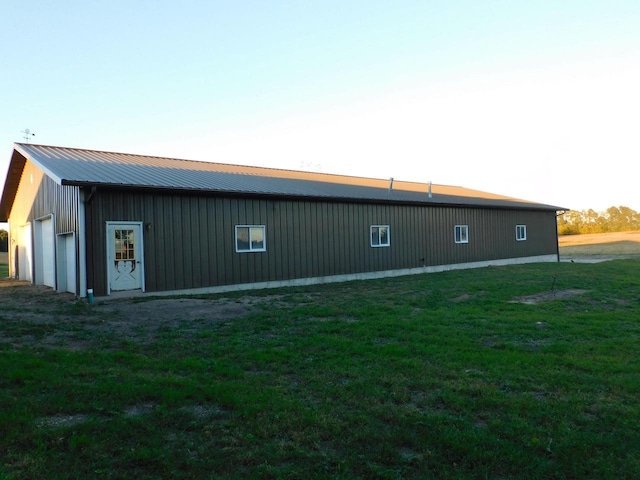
[559,231,640,262]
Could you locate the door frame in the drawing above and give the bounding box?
[105,221,146,295]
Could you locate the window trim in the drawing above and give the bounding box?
[370,225,390,247]
[454,225,469,244]
[235,225,266,253]
[516,224,527,241]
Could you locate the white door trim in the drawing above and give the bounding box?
[106,221,145,295]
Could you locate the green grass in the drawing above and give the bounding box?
[2,260,640,479]
[0,263,7,278]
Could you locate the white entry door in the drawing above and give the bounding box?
[107,223,144,292]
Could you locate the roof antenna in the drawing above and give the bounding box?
[21,128,35,143]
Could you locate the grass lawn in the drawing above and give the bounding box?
[0,263,7,278]
[1,260,640,479]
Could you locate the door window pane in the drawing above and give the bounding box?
[115,229,135,259]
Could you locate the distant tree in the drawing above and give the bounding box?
[557,211,580,235]
[557,206,640,235]
[0,229,7,252]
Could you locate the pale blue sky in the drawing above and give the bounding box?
[2,0,640,231]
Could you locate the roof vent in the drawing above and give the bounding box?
[428,181,432,199]
[389,177,394,193]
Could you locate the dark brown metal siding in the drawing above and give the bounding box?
[87,190,559,296]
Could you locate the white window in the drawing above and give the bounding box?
[235,225,266,252]
[516,224,527,241]
[454,225,469,244]
[370,225,390,247]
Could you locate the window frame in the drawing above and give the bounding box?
[516,224,527,241]
[454,225,469,244]
[235,225,266,253]
[370,225,391,247]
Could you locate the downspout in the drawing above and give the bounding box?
[555,210,567,262]
[78,186,97,298]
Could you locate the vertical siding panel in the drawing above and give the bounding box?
[307,202,315,277]
[268,200,286,280]
[355,203,365,273]
[290,200,299,279]
[279,200,287,279]
[327,203,336,275]
[293,201,303,279]
[316,202,324,276]
[152,196,166,291]
[172,196,184,289]
[164,196,176,290]
[344,202,354,274]
[184,197,195,287]
[221,197,232,285]
[300,201,310,278]
[337,203,346,274]
[308,201,316,277]
[198,196,210,287]
[264,200,271,281]
[205,197,217,286]
[213,198,225,286]
[141,194,155,292]
[323,203,333,276]
[191,196,203,287]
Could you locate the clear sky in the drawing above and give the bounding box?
[2,0,640,232]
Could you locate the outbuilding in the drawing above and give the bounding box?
[0,143,566,298]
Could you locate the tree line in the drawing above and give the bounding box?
[558,206,640,235]
[0,229,7,252]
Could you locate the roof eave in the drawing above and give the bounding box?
[67,181,564,211]
[0,149,28,221]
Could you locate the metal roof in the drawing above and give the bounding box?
[1,143,566,220]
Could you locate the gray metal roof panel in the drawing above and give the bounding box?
[5,143,567,211]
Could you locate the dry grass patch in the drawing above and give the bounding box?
[559,231,640,259]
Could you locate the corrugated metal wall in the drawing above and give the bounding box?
[31,176,81,234]
[7,160,81,288]
[87,190,558,296]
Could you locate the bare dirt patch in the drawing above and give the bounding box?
[510,289,588,305]
[0,280,266,349]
